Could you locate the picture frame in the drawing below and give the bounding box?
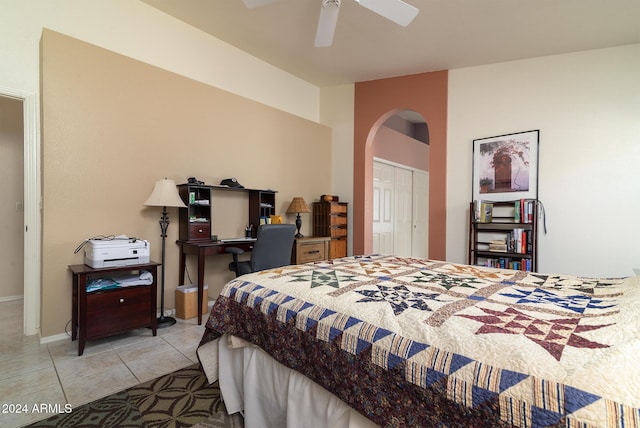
[472,130,539,202]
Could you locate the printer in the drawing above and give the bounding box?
[84,238,150,268]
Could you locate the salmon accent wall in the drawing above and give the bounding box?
[353,71,448,259]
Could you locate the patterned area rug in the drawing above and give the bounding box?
[26,364,243,428]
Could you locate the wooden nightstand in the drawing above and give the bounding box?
[69,262,160,355]
[292,237,330,264]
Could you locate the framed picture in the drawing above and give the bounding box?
[472,130,539,202]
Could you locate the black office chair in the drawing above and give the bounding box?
[226,224,296,277]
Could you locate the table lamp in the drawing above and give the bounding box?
[144,178,186,327]
[286,197,311,238]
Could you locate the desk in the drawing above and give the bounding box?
[176,239,255,324]
[69,262,160,356]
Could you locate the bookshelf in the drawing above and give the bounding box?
[468,199,538,272]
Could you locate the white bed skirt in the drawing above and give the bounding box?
[198,334,378,428]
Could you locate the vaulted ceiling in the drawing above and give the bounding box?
[142,0,640,86]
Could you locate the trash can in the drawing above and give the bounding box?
[175,284,209,319]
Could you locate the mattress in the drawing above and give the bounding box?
[198,255,640,427]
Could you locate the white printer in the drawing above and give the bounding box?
[84,238,150,268]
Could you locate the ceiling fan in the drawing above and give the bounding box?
[241,0,419,47]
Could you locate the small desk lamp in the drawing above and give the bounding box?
[144,178,186,328]
[286,197,311,238]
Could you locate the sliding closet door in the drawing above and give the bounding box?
[393,167,413,257]
[373,160,429,258]
[411,170,429,258]
[372,162,394,254]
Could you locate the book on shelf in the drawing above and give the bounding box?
[514,199,535,224]
[478,256,532,272]
[507,228,529,254]
[473,200,493,223]
[489,239,507,252]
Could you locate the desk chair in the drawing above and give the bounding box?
[226,224,296,277]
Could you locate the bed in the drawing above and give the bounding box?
[197,254,640,427]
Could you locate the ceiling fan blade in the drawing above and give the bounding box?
[241,0,280,8]
[356,0,418,26]
[314,0,341,47]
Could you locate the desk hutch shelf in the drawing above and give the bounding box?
[178,184,212,242]
[210,186,277,238]
[178,184,277,241]
[175,182,278,325]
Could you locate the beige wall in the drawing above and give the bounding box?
[2,1,320,122]
[41,30,332,337]
[0,96,24,299]
[320,84,355,255]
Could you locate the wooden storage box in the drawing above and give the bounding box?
[175,284,208,319]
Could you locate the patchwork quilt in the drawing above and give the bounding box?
[199,255,640,427]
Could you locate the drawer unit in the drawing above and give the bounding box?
[292,237,330,264]
[188,223,211,240]
[86,286,154,338]
[69,262,159,356]
[329,238,347,260]
[312,201,348,259]
[330,228,348,238]
[330,215,348,226]
[331,203,348,214]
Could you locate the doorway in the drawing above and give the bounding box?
[0,86,41,337]
[372,160,428,257]
[370,109,429,258]
[0,96,24,304]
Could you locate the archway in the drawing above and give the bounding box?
[371,109,429,257]
[353,70,448,259]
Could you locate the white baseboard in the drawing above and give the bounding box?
[40,332,68,344]
[0,295,24,303]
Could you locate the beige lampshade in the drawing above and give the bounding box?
[286,197,311,214]
[144,178,186,208]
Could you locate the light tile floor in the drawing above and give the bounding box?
[0,299,208,428]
